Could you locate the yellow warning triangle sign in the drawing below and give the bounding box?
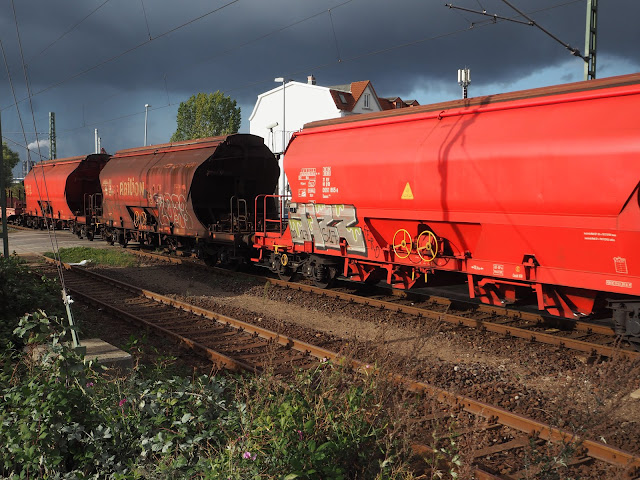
[401,182,414,200]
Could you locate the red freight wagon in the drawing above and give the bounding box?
[100,134,278,263]
[254,73,640,346]
[1,193,25,221]
[23,153,110,233]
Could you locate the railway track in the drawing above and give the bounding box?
[129,248,640,361]
[38,259,640,478]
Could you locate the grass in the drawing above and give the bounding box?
[44,246,139,267]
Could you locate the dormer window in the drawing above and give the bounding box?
[364,94,370,108]
[339,93,347,104]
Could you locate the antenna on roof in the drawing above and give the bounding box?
[458,68,471,99]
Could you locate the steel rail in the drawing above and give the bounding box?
[268,278,638,361]
[44,260,640,472]
[128,248,617,338]
[382,286,615,336]
[62,263,338,363]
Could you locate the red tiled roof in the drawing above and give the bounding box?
[350,80,370,103]
[330,80,374,112]
[377,97,395,110]
[330,89,356,112]
[328,80,414,112]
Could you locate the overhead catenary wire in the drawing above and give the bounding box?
[1,0,242,113]
[328,8,342,62]
[5,0,584,142]
[140,0,152,40]
[446,0,587,60]
[500,0,586,59]
[235,0,586,92]
[9,0,80,346]
[44,0,582,138]
[0,135,49,161]
[23,0,356,135]
[26,0,113,65]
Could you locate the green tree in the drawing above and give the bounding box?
[2,142,20,186]
[170,91,241,142]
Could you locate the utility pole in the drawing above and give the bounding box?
[0,112,9,258]
[584,0,597,80]
[49,112,57,160]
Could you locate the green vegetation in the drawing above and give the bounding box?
[0,311,414,479]
[44,246,139,267]
[0,256,63,349]
[0,255,416,478]
[2,142,20,186]
[171,91,241,142]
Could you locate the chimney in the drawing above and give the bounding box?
[307,75,316,85]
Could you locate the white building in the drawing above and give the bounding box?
[249,75,418,195]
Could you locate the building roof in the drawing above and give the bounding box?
[328,80,417,112]
[249,77,418,121]
[328,81,375,112]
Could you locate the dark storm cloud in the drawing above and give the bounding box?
[1,0,639,168]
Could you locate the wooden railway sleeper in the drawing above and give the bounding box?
[471,436,531,459]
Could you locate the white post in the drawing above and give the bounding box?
[144,104,151,146]
[94,129,99,153]
[282,80,286,197]
[274,78,287,196]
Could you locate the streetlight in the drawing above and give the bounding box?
[274,77,286,197]
[144,104,151,146]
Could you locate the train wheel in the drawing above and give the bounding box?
[271,253,293,282]
[277,268,293,282]
[202,251,218,267]
[118,233,128,248]
[312,263,336,289]
[612,302,640,352]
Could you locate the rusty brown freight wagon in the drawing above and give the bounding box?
[99,134,279,265]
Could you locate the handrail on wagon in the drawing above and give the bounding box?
[255,194,289,236]
[229,196,249,233]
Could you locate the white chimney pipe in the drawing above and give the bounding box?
[94,129,99,154]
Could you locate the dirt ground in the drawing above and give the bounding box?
[66,259,640,456]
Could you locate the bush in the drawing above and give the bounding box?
[0,313,412,479]
[207,366,400,479]
[0,256,62,351]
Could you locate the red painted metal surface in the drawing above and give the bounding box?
[101,134,278,238]
[23,154,109,221]
[2,194,24,219]
[265,73,640,314]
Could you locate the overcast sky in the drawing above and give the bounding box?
[1,0,639,177]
